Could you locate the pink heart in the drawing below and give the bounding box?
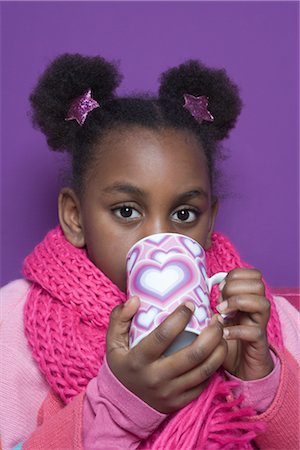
[195,287,210,306]
[127,248,140,273]
[135,306,159,330]
[131,256,198,304]
[180,237,203,257]
[146,234,169,245]
[194,305,209,324]
[151,249,182,265]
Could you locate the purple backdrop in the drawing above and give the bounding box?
[1,1,299,287]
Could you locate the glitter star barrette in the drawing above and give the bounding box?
[65,89,100,126]
[183,93,214,124]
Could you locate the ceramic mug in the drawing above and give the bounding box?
[126,232,227,355]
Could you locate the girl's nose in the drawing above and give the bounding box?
[142,217,172,238]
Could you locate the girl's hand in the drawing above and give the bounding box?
[106,297,227,414]
[217,268,274,380]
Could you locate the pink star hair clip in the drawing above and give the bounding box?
[65,89,100,126]
[183,93,214,124]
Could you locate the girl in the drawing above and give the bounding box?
[0,54,299,450]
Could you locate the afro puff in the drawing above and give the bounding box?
[30,53,122,151]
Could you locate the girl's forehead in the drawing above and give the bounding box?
[86,126,210,193]
[94,126,207,168]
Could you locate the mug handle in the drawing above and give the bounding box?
[207,271,228,292]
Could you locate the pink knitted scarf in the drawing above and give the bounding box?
[23,227,283,449]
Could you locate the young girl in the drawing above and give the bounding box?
[1,54,299,450]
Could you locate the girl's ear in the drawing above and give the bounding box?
[58,188,85,248]
[204,197,219,250]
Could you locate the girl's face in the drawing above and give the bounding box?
[59,126,218,292]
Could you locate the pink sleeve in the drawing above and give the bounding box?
[23,392,84,450]
[250,349,300,449]
[274,295,300,363]
[224,295,300,414]
[83,356,167,449]
[0,280,50,449]
[225,350,280,413]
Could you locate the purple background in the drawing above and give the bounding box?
[1,1,299,287]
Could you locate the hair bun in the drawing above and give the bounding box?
[159,60,242,141]
[30,53,122,151]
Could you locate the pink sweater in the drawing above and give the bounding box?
[0,279,299,449]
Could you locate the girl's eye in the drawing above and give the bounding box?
[113,206,141,220]
[172,208,198,223]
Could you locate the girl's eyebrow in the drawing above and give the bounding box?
[102,183,208,201]
[102,182,146,198]
[177,189,208,201]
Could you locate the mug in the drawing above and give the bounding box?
[126,232,227,355]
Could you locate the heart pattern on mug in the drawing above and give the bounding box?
[195,287,210,306]
[151,249,182,265]
[147,234,169,245]
[136,306,160,330]
[194,305,209,323]
[200,265,209,285]
[127,248,140,273]
[127,233,215,349]
[180,237,203,258]
[131,257,197,303]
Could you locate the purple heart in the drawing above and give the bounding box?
[180,236,203,257]
[151,249,183,265]
[146,234,169,245]
[127,247,140,273]
[194,305,209,324]
[135,306,160,331]
[195,287,210,306]
[131,256,198,304]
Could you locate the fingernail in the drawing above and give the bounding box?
[219,280,226,291]
[217,314,224,325]
[216,300,228,313]
[185,301,195,312]
[210,314,218,324]
[223,328,229,338]
[125,296,137,306]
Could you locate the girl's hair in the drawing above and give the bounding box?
[30,54,242,194]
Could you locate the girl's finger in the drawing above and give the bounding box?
[226,268,262,281]
[223,324,267,341]
[216,295,270,321]
[219,268,262,294]
[119,296,141,322]
[132,302,195,363]
[106,296,140,351]
[167,383,208,412]
[171,340,227,392]
[222,278,265,298]
[159,315,224,378]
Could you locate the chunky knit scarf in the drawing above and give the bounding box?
[23,227,283,449]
